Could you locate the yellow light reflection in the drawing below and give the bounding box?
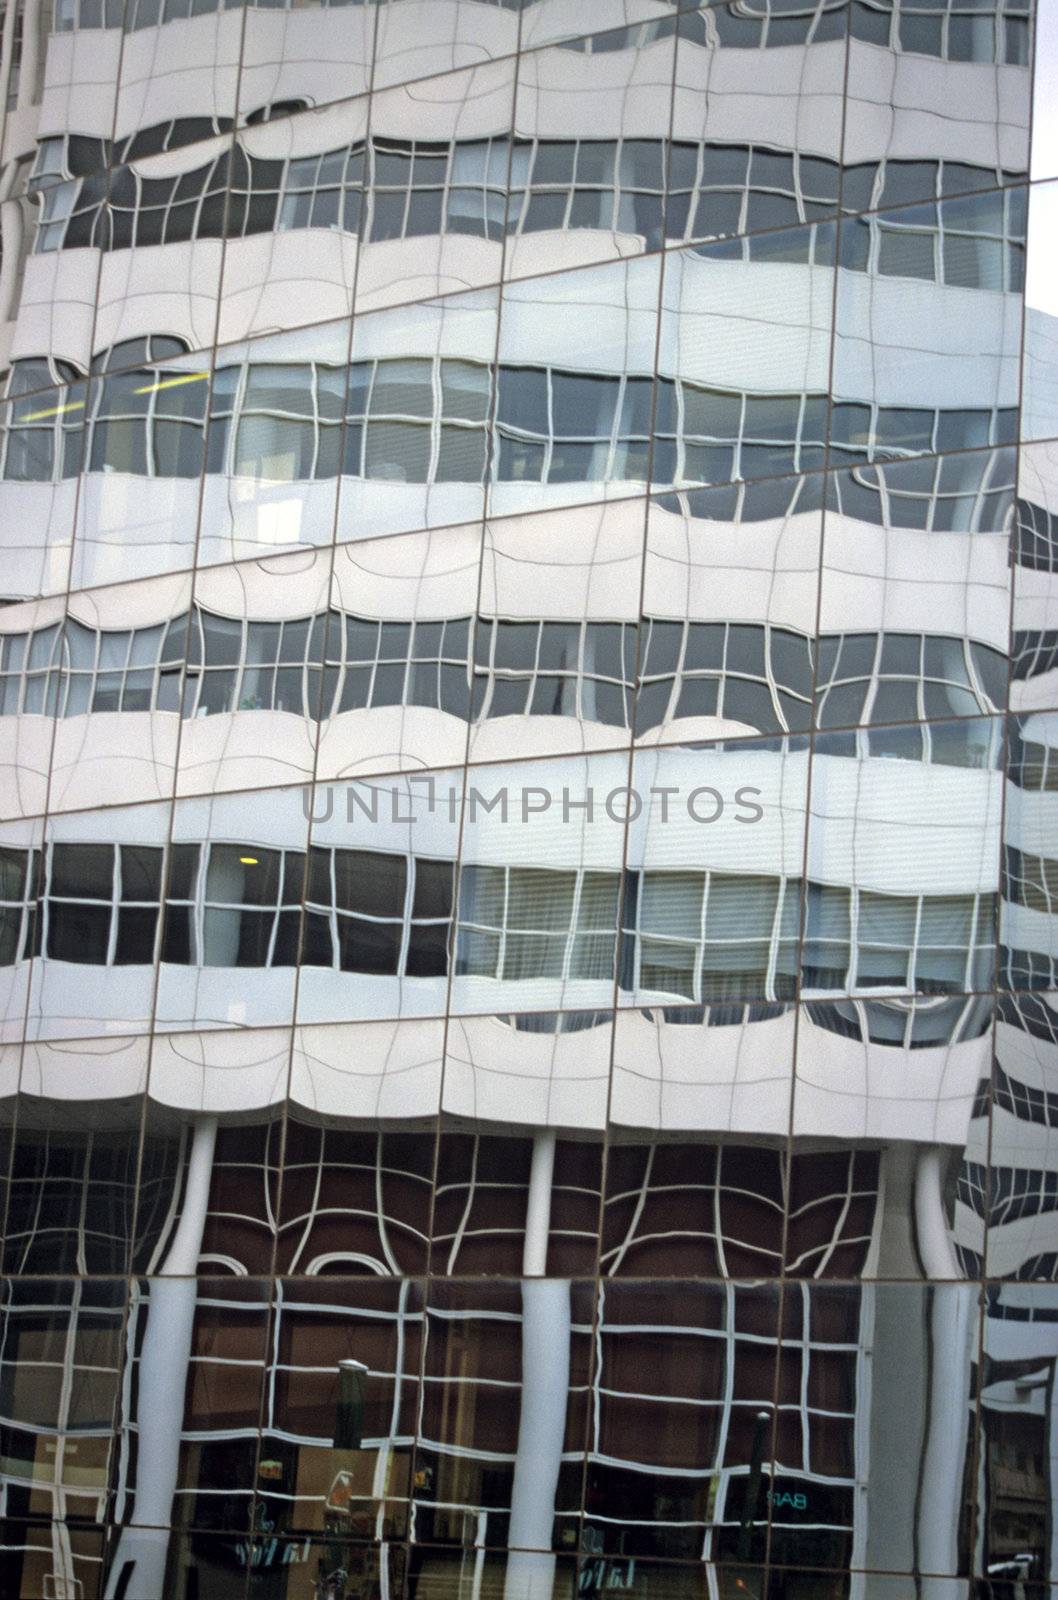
[18,400,85,422]
[133,372,210,396]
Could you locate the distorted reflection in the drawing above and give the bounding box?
[0,0,1051,1597]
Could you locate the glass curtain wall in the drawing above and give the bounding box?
[0,1,1053,1599]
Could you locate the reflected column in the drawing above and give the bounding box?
[915,1146,975,1599]
[504,1131,571,1600]
[105,1115,218,1600]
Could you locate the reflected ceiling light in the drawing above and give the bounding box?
[133,372,210,395]
[19,399,85,420]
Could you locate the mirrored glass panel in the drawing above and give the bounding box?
[1023,185,1058,444]
[975,1284,1058,1592]
[639,481,823,746]
[623,735,810,1014]
[237,0,373,125]
[416,1279,595,1556]
[179,548,333,798]
[1,1097,155,1276]
[25,800,172,1042]
[657,227,834,502]
[0,1276,129,1565]
[197,320,350,576]
[154,785,309,1034]
[0,373,87,602]
[1032,0,1058,180]
[297,767,462,1027]
[472,500,643,764]
[505,11,676,281]
[251,1277,423,1542]
[337,286,499,544]
[372,0,522,94]
[321,521,483,782]
[490,254,662,518]
[451,750,631,1020]
[832,191,1023,471]
[67,345,210,593]
[356,61,515,315]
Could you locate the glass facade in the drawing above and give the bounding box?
[0,0,1053,1597]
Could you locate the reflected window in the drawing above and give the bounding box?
[330,612,473,720]
[1003,845,1058,914]
[1007,731,1058,791]
[42,842,163,965]
[623,870,800,1004]
[201,844,305,967]
[601,1144,880,1279]
[803,882,994,994]
[829,401,1018,468]
[635,620,814,736]
[0,845,39,965]
[1013,496,1058,571]
[1,379,86,482]
[303,847,446,977]
[663,142,842,246]
[816,631,1006,731]
[274,1123,435,1275]
[345,357,489,485]
[371,137,507,243]
[456,864,620,983]
[263,144,358,235]
[29,119,1026,274]
[962,1162,1058,1226]
[841,186,1026,290]
[850,0,1030,62]
[4,1125,179,1275]
[473,617,636,728]
[806,991,993,1048]
[0,1279,127,1511]
[1013,629,1058,683]
[234,361,344,481]
[0,350,1022,495]
[1,839,1001,998]
[1,611,1008,756]
[585,1280,860,1564]
[993,1061,1058,1130]
[828,447,1015,532]
[159,844,453,975]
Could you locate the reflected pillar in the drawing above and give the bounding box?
[914,1146,975,1600]
[504,1132,571,1600]
[105,1115,218,1600]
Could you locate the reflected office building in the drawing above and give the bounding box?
[1,0,1058,1597]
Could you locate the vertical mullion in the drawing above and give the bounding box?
[606,374,621,483]
[328,847,339,970]
[766,873,784,1003]
[565,870,584,985]
[106,842,119,966]
[428,355,443,487]
[541,365,555,483]
[695,870,707,1006]
[193,842,207,968]
[497,865,509,980]
[910,895,924,994]
[265,850,281,969]
[396,850,414,980]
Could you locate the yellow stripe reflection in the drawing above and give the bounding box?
[18,400,85,421]
[133,372,210,396]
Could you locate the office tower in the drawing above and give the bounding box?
[0,0,1053,1595]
